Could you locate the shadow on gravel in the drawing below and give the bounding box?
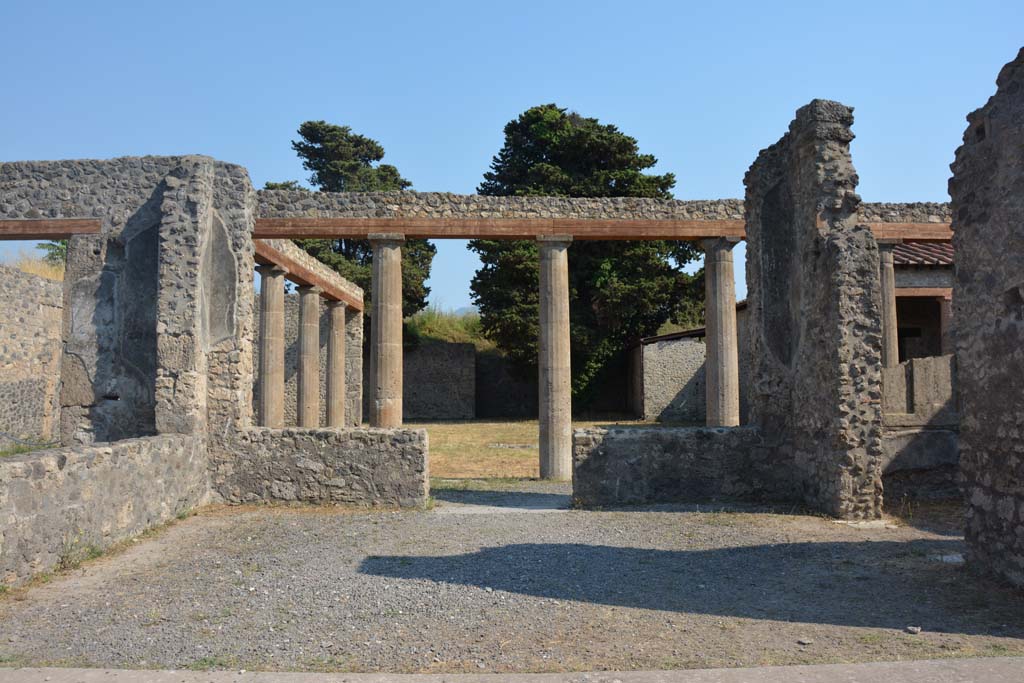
[360,539,1024,636]
[431,489,570,510]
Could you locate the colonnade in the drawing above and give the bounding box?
[352,234,742,478]
[256,265,348,428]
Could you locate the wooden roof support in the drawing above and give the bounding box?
[253,217,953,242]
[0,219,102,240]
[254,240,363,311]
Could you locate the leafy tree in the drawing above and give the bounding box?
[36,240,67,266]
[268,121,435,316]
[470,104,703,405]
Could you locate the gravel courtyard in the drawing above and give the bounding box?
[2,481,1023,673]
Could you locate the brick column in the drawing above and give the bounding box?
[326,300,347,427]
[256,265,287,428]
[297,284,321,428]
[879,243,899,367]
[369,234,404,428]
[538,235,573,480]
[702,238,740,427]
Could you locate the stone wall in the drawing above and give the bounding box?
[0,265,62,449]
[253,292,363,427]
[949,48,1024,588]
[744,100,884,520]
[636,337,707,423]
[0,434,208,585]
[475,350,538,418]
[572,426,766,506]
[209,427,427,508]
[365,341,475,420]
[258,188,948,226]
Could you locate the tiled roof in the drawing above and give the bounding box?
[893,241,954,266]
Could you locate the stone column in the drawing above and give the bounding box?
[326,300,347,427]
[369,234,404,428]
[702,238,740,427]
[257,265,287,428]
[538,235,573,480]
[879,243,899,367]
[939,295,953,356]
[297,285,321,428]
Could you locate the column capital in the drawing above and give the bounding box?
[368,232,406,245]
[701,236,740,252]
[326,298,347,309]
[537,234,573,245]
[256,263,288,277]
[297,284,323,296]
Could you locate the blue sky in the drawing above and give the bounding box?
[1,1,1020,308]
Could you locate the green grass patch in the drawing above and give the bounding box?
[405,305,493,351]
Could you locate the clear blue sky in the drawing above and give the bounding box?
[1,1,1020,308]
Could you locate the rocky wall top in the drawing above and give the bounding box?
[257,188,947,224]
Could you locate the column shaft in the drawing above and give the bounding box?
[538,236,573,480]
[326,301,347,427]
[879,244,899,367]
[939,295,953,356]
[297,285,321,427]
[369,234,404,428]
[257,265,287,428]
[702,238,740,427]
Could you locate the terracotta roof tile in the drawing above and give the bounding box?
[893,241,954,266]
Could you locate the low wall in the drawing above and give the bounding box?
[880,355,959,499]
[0,434,208,586]
[209,428,428,508]
[0,265,63,449]
[572,426,768,506]
[475,350,538,418]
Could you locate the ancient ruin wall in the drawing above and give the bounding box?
[950,48,1024,587]
[363,341,476,421]
[0,434,208,585]
[744,100,884,519]
[0,265,62,449]
[211,427,428,507]
[258,189,948,226]
[573,426,764,506]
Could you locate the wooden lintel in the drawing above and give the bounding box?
[253,217,952,242]
[868,222,953,242]
[895,287,953,299]
[0,218,102,240]
[254,240,363,311]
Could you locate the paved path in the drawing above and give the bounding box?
[1,658,1023,682]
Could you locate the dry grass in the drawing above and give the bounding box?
[8,252,64,281]
[409,419,649,479]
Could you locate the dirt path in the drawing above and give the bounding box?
[1,485,1022,673]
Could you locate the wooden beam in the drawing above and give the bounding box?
[254,217,952,242]
[0,219,102,240]
[895,287,953,299]
[868,222,953,242]
[253,240,363,311]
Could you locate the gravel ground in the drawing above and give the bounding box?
[1,482,1023,673]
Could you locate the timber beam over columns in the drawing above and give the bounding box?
[253,217,952,242]
[0,219,101,239]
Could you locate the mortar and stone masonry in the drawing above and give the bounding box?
[2,48,1021,586]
